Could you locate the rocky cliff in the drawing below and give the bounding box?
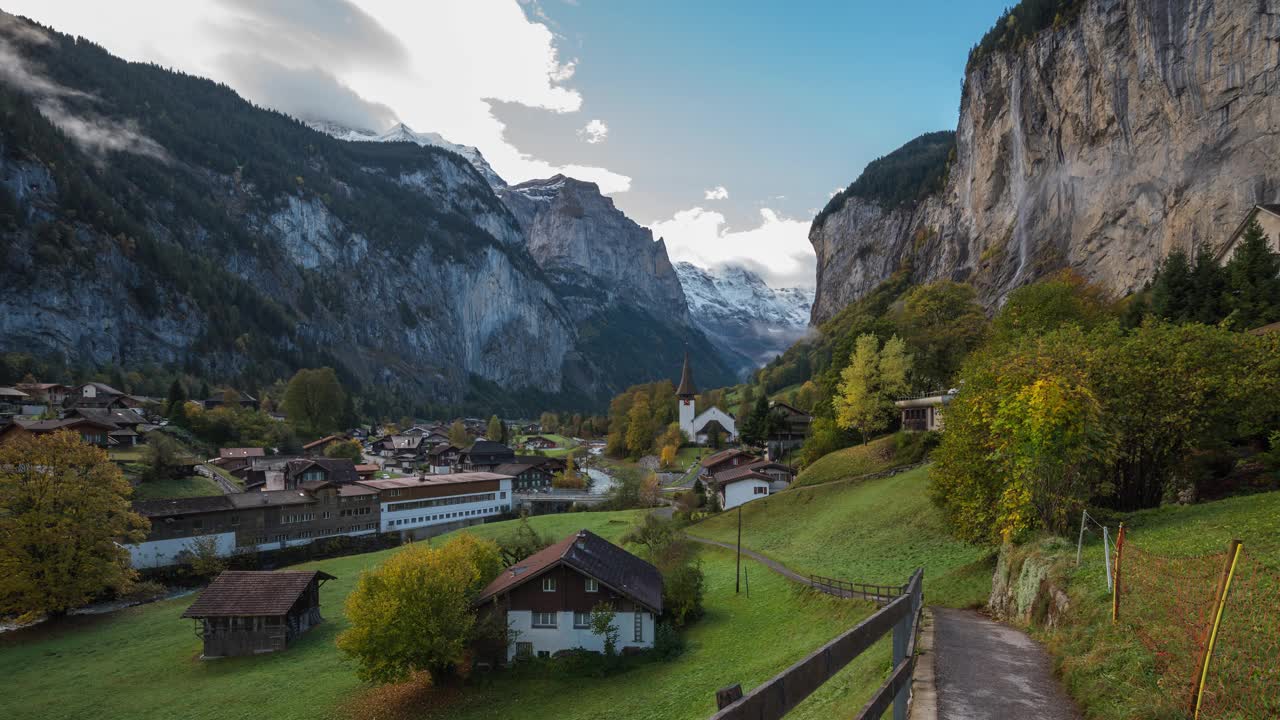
[0,17,729,414]
[811,0,1280,323]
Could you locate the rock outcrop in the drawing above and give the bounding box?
[811,0,1280,323]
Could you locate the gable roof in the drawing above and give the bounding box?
[713,461,792,485]
[78,381,124,396]
[285,458,359,485]
[0,386,29,399]
[220,447,266,459]
[8,417,118,433]
[493,461,550,476]
[475,530,663,612]
[302,434,344,450]
[181,571,335,618]
[427,442,460,457]
[700,448,757,468]
[465,440,513,457]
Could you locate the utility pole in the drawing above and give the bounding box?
[735,504,742,593]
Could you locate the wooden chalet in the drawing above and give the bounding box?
[302,434,344,456]
[182,570,335,657]
[462,440,515,472]
[523,435,559,450]
[495,459,555,491]
[0,417,118,447]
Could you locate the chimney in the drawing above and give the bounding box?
[576,530,587,550]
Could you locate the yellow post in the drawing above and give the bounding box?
[1111,523,1125,623]
[1191,539,1243,720]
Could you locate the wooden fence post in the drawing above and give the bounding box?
[1190,539,1243,720]
[1111,523,1125,623]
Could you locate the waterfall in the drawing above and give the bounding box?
[1008,65,1031,290]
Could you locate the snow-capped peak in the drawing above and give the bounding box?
[675,261,815,376]
[306,119,506,189]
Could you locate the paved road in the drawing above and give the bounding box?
[932,608,1081,720]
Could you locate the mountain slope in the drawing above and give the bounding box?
[0,16,720,414]
[675,262,813,376]
[810,0,1280,322]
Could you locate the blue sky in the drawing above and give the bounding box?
[10,0,1012,286]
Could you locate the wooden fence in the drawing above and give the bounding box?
[711,568,925,720]
[809,575,906,604]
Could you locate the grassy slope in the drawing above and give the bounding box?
[689,465,994,608]
[132,475,225,500]
[0,509,886,720]
[793,435,901,488]
[1047,490,1280,720]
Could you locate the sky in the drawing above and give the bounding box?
[8,0,1010,288]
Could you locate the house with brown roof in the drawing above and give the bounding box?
[282,458,359,489]
[427,442,461,474]
[182,570,335,657]
[699,448,759,478]
[129,496,241,568]
[0,417,118,447]
[711,461,794,510]
[495,460,554,491]
[461,440,515,472]
[302,434,345,456]
[14,382,67,406]
[475,530,663,662]
[523,435,559,450]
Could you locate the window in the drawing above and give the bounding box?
[515,642,533,659]
[542,577,556,592]
[532,612,557,628]
[753,486,768,495]
[634,612,643,642]
[585,578,598,593]
[573,612,591,629]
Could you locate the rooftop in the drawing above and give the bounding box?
[357,471,513,490]
[181,571,335,618]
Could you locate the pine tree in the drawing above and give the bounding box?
[1224,219,1280,329]
[1188,246,1228,325]
[165,379,187,417]
[1150,249,1193,322]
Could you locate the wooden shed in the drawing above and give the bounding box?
[182,570,335,658]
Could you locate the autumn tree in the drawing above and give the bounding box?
[337,534,503,684]
[991,270,1114,343]
[894,281,987,388]
[323,439,364,463]
[448,420,469,447]
[282,367,345,437]
[552,454,584,489]
[140,430,191,481]
[0,432,147,620]
[625,392,657,458]
[486,415,503,442]
[833,334,910,444]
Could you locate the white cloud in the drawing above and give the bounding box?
[5,0,631,193]
[578,118,608,144]
[703,185,729,201]
[651,207,816,288]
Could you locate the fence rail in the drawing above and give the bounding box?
[809,575,906,604]
[711,568,924,720]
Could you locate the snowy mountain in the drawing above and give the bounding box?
[306,120,507,189]
[675,262,814,377]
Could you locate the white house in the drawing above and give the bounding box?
[474,530,664,662]
[675,352,737,445]
[714,470,775,510]
[361,472,513,540]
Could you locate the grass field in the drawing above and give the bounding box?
[1045,490,1280,720]
[0,508,889,720]
[689,465,994,608]
[132,475,225,500]
[793,433,930,489]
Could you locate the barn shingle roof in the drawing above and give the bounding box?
[181,571,335,618]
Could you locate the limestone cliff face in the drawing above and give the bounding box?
[498,175,690,323]
[811,0,1280,323]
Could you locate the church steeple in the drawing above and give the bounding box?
[676,350,697,399]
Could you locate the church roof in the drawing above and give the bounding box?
[676,351,697,398]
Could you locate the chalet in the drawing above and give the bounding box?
[355,463,380,480]
[518,455,568,475]
[182,570,335,658]
[0,417,118,447]
[461,440,515,472]
[65,382,143,410]
[213,447,266,474]
[362,471,513,540]
[0,387,28,418]
[14,382,67,406]
[711,461,794,510]
[302,434,344,456]
[282,457,359,489]
[227,484,379,551]
[427,442,462,474]
[373,435,427,469]
[700,448,760,479]
[765,402,812,460]
[495,460,555,491]
[475,530,663,662]
[201,390,260,411]
[1216,204,1280,263]
[895,391,956,432]
[523,435,559,450]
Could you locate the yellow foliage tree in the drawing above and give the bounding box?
[0,432,147,621]
[659,444,678,469]
[552,454,585,489]
[337,534,503,684]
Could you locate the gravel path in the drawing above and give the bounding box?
[932,607,1081,720]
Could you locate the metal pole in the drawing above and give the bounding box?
[735,504,742,594]
[1102,526,1112,592]
[1076,509,1088,566]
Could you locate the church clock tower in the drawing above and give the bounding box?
[676,351,697,439]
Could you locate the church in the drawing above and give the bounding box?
[676,353,737,445]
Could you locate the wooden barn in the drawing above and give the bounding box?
[181,570,335,658]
